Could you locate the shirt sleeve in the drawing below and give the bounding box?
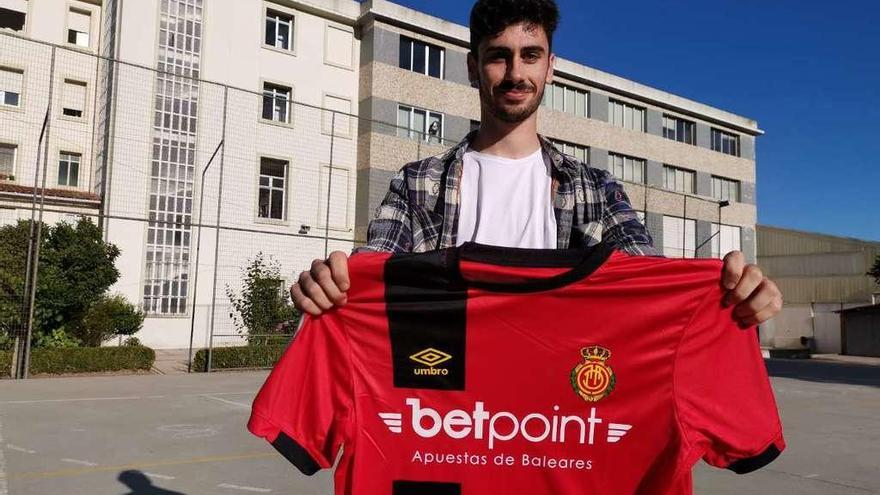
[351,166,413,255]
[598,170,661,257]
[674,285,785,474]
[247,312,354,475]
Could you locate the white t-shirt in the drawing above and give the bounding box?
[455,146,557,248]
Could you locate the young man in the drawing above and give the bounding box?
[291,0,782,327]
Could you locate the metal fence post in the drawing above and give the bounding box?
[324,111,335,258]
[206,85,229,373]
[187,139,224,373]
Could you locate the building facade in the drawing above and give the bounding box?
[2,0,762,349]
[756,225,880,354]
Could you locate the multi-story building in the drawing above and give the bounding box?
[1,0,762,349]
[0,0,103,225]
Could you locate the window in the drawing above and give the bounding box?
[0,1,27,32]
[0,66,23,107]
[550,139,589,163]
[317,165,351,231]
[67,8,91,48]
[262,82,291,123]
[608,152,646,183]
[711,128,740,156]
[663,215,696,258]
[663,165,695,194]
[711,223,742,259]
[58,151,80,187]
[711,176,740,202]
[265,9,293,51]
[541,82,587,118]
[399,36,444,79]
[0,143,16,179]
[662,115,695,145]
[397,104,443,144]
[258,157,287,220]
[609,99,646,132]
[61,79,86,118]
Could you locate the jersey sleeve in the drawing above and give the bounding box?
[247,312,354,475]
[674,285,785,474]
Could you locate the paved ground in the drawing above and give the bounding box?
[0,359,877,494]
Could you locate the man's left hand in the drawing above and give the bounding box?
[721,251,783,328]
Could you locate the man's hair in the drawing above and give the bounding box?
[469,0,559,56]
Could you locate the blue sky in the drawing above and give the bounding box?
[390,0,880,242]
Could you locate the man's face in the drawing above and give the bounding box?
[468,22,555,124]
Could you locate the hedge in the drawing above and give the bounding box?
[0,346,155,376]
[192,344,287,371]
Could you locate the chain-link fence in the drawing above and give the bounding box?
[0,31,461,377]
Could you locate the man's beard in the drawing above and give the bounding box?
[481,79,544,124]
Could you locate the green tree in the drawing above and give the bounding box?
[226,252,300,345]
[869,255,880,286]
[79,294,145,347]
[0,218,121,345]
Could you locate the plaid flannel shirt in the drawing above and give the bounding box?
[353,131,660,256]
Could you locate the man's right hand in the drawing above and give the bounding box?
[291,251,350,316]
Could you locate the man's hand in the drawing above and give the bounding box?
[291,251,350,316]
[721,251,783,328]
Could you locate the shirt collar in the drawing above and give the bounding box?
[446,130,579,174]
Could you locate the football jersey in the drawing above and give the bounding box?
[248,242,785,495]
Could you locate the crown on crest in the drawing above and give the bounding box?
[581,345,611,362]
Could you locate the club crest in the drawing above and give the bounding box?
[570,345,615,403]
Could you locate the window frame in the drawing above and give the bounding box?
[57,150,81,188]
[397,104,444,144]
[540,82,589,118]
[608,152,646,184]
[549,138,589,163]
[662,215,697,259]
[0,3,28,34]
[0,65,24,110]
[711,175,741,203]
[0,141,17,181]
[259,80,294,127]
[662,164,696,194]
[711,128,741,157]
[60,78,88,121]
[255,155,290,224]
[662,114,696,145]
[398,35,445,80]
[65,5,94,51]
[323,21,354,70]
[608,99,647,132]
[316,163,352,232]
[262,2,297,56]
[710,223,742,259]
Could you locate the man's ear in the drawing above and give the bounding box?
[546,52,555,84]
[467,51,479,88]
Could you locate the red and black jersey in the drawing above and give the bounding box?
[248,242,785,495]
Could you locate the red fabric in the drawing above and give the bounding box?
[248,250,784,495]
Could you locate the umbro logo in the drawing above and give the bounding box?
[409,348,452,367]
[409,348,452,376]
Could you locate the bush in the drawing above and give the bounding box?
[226,252,300,345]
[0,346,155,375]
[122,336,141,347]
[192,344,287,372]
[33,328,82,349]
[77,294,145,347]
[0,218,121,339]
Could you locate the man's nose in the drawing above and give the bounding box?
[506,56,523,81]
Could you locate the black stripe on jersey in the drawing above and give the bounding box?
[271,431,321,476]
[392,480,461,495]
[726,444,782,474]
[385,250,468,391]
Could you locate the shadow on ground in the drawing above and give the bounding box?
[118,470,186,495]
[766,358,880,388]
